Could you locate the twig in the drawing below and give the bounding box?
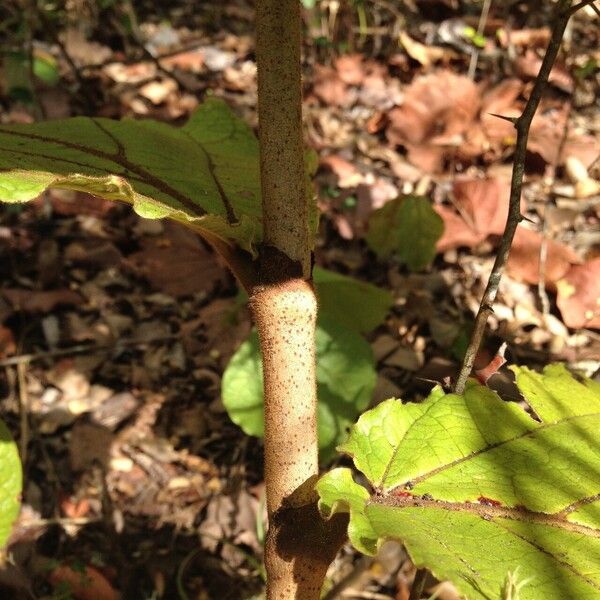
[566,0,598,16]
[408,567,428,600]
[467,0,492,79]
[0,333,180,368]
[37,9,97,114]
[537,214,551,318]
[453,0,576,395]
[16,361,30,465]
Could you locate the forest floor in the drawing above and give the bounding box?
[0,1,599,598]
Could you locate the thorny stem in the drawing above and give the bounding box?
[454,0,578,394]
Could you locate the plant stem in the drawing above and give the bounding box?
[256,0,310,279]
[254,1,347,598]
[454,0,575,395]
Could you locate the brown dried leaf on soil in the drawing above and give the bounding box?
[496,27,552,48]
[311,65,354,107]
[556,258,600,329]
[0,325,16,359]
[506,227,581,287]
[320,155,364,188]
[386,71,480,172]
[334,53,366,85]
[48,564,119,600]
[1,289,83,313]
[126,221,228,297]
[514,50,573,93]
[435,176,509,251]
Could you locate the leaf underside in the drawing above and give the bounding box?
[317,364,600,600]
[0,98,263,255]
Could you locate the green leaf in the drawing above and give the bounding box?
[313,267,392,333]
[0,98,262,255]
[511,363,600,423]
[365,196,443,271]
[222,316,376,461]
[318,366,600,600]
[0,419,22,548]
[33,52,60,86]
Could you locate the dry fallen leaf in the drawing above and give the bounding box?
[311,64,353,107]
[320,155,364,188]
[386,71,480,172]
[435,205,487,251]
[334,53,365,85]
[434,177,510,251]
[452,177,510,236]
[556,258,600,329]
[126,221,228,297]
[1,289,83,313]
[0,325,16,359]
[507,227,581,287]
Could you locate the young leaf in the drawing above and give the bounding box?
[366,196,443,271]
[317,366,600,600]
[313,267,392,333]
[0,419,22,548]
[0,98,262,255]
[222,316,376,461]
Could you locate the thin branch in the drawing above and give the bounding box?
[566,0,598,16]
[467,0,492,79]
[453,0,574,394]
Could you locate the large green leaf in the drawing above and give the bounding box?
[0,419,22,548]
[313,267,392,333]
[366,196,443,271]
[0,98,262,254]
[317,365,600,599]
[222,316,377,461]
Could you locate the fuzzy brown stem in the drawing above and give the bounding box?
[254,2,347,596]
[252,280,319,516]
[256,0,310,277]
[253,280,346,599]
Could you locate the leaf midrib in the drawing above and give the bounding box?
[371,494,600,538]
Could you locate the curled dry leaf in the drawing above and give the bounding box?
[556,258,600,329]
[507,227,581,287]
